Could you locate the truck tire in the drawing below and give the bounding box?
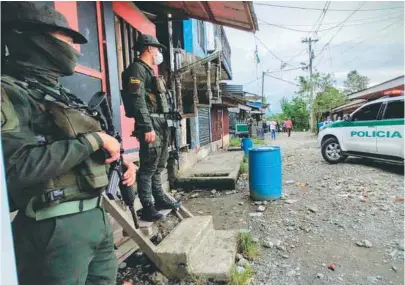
[321,137,347,164]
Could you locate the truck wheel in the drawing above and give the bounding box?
[321,138,347,164]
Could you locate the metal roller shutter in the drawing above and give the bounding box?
[198,107,211,146]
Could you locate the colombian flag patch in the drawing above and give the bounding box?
[130,77,141,84]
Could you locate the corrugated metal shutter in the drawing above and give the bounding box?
[198,107,211,146]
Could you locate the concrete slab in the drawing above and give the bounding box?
[189,229,238,281]
[156,216,214,278]
[177,151,244,190]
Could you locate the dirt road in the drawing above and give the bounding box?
[184,131,404,285]
[118,131,404,285]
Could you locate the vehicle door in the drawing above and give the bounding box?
[342,102,383,153]
[377,99,404,158]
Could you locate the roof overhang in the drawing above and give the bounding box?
[250,110,265,115]
[332,99,366,113]
[153,1,258,32]
[347,76,404,100]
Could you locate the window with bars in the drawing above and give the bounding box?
[114,15,139,90]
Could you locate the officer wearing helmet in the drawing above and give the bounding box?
[1,2,136,284]
[121,34,181,222]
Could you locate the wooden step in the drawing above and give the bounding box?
[115,222,158,263]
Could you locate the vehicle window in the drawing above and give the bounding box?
[384,100,404,119]
[352,102,382,121]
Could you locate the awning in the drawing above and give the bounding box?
[160,1,258,32]
[347,76,404,100]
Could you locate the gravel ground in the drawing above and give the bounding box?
[117,131,404,285]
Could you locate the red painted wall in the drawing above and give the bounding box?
[113,2,157,152]
[223,108,229,135]
[211,106,229,142]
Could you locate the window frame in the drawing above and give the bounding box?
[351,101,384,122]
[54,1,107,91]
[381,99,405,120]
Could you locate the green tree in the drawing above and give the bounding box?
[343,70,369,94]
[295,72,336,131]
[279,96,309,130]
[313,87,346,124]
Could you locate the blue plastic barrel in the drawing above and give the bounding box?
[241,138,253,156]
[249,146,282,201]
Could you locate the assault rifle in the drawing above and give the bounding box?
[24,80,139,229]
[163,84,182,170]
[88,92,139,229]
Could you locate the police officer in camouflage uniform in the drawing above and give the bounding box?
[121,34,181,222]
[1,2,136,284]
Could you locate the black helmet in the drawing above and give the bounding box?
[1,1,87,44]
[135,34,166,51]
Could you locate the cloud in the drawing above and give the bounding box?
[224,1,404,113]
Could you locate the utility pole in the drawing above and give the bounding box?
[261,71,265,103]
[302,37,318,131]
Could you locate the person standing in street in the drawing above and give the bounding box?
[121,34,181,222]
[285,118,293,137]
[1,2,136,284]
[270,119,277,140]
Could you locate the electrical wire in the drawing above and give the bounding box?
[257,9,402,33]
[315,2,366,61]
[243,66,306,86]
[263,73,300,87]
[253,2,404,12]
[254,34,285,63]
[256,10,403,27]
[315,16,403,68]
[331,18,404,71]
[314,1,331,35]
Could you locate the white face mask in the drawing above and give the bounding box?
[153,50,163,65]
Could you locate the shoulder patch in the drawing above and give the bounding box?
[130,77,141,84]
[127,77,143,95]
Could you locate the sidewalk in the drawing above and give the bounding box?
[177,151,244,190]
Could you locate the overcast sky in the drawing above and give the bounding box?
[224,1,404,114]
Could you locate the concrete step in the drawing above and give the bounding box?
[176,151,243,190]
[155,216,214,278]
[188,230,238,281]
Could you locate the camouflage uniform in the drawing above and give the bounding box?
[122,59,169,206]
[121,35,180,221]
[1,2,117,284]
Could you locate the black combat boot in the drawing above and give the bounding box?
[155,196,182,211]
[141,204,166,222]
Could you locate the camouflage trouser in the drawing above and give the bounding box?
[12,208,117,285]
[137,118,169,207]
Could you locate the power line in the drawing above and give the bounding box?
[256,10,403,27]
[253,2,404,12]
[254,35,285,63]
[331,18,404,71]
[257,9,402,33]
[315,16,403,68]
[263,73,300,87]
[314,1,331,35]
[243,66,306,86]
[315,2,366,61]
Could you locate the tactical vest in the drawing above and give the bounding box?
[121,62,169,118]
[1,75,108,220]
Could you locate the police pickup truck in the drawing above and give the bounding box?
[317,95,404,165]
